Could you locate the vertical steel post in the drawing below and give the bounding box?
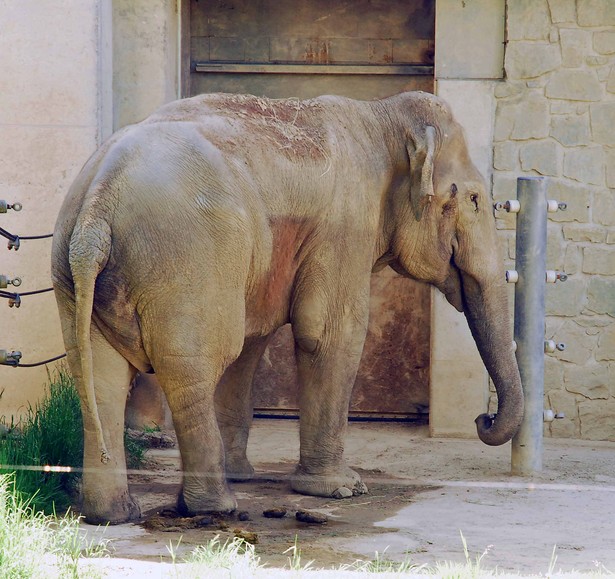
[511,177,546,475]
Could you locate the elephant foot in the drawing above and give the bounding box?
[177,486,237,516]
[291,465,368,499]
[225,456,255,482]
[82,491,141,525]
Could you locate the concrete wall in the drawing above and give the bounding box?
[494,0,615,441]
[0,0,179,420]
[0,1,105,417]
[433,0,615,443]
[430,0,505,438]
[113,0,179,129]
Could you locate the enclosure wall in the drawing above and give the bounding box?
[1,0,614,443]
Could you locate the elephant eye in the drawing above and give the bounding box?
[451,183,458,197]
[470,193,479,212]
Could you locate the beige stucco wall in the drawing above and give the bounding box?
[113,0,179,129]
[430,0,505,438]
[0,1,104,417]
[0,0,178,420]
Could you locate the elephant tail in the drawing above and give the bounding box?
[68,200,113,464]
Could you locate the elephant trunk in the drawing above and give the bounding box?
[461,272,524,446]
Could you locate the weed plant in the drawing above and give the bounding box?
[124,429,148,470]
[170,535,262,577]
[169,534,614,578]
[0,367,83,513]
[0,473,108,578]
[0,366,149,514]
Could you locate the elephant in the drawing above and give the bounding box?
[51,90,524,524]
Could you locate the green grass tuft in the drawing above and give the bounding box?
[0,366,149,514]
[0,367,83,514]
[124,428,149,470]
[171,534,262,577]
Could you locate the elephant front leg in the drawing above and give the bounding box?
[291,285,370,499]
[215,335,271,480]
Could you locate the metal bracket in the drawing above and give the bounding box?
[0,276,21,289]
[547,200,567,213]
[194,62,434,76]
[544,409,566,422]
[495,199,567,213]
[0,350,22,366]
[506,270,519,283]
[544,340,566,353]
[506,270,568,283]
[494,200,520,213]
[0,201,22,213]
[546,270,568,283]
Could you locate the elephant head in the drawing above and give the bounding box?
[384,95,524,446]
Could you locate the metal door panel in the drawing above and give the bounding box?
[186,0,434,419]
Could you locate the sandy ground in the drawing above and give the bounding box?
[81,419,615,576]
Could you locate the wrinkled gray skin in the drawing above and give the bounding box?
[51,91,524,524]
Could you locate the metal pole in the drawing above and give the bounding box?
[511,177,546,475]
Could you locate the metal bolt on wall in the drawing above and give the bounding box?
[0,200,22,213]
[0,201,65,367]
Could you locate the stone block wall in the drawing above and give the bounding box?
[493,0,615,440]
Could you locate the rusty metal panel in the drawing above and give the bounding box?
[210,37,245,61]
[191,72,433,101]
[252,325,299,413]
[252,269,430,419]
[186,0,434,418]
[189,0,435,68]
[393,39,435,64]
[351,268,430,416]
[195,64,433,74]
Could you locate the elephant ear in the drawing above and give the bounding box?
[407,125,436,221]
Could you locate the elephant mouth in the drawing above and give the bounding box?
[438,265,464,312]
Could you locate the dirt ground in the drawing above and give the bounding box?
[83,419,615,575]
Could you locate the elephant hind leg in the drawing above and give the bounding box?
[154,354,238,515]
[61,316,140,524]
[215,335,271,481]
[143,299,246,515]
